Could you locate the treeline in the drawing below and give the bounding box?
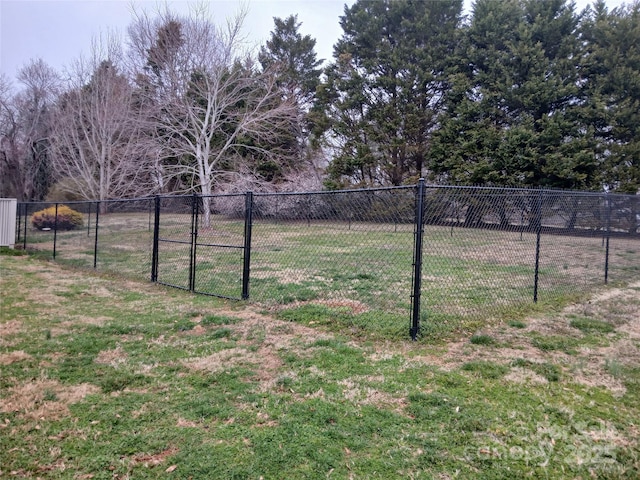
[1,0,639,205]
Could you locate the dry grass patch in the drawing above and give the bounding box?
[95,346,128,367]
[0,350,32,365]
[0,321,25,348]
[177,308,333,390]
[338,377,406,412]
[251,267,323,285]
[176,417,200,428]
[397,281,639,397]
[315,299,370,314]
[503,367,549,385]
[73,315,112,326]
[181,347,250,373]
[0,379,99,421]
[129,446,179,468]
[221,308,331,348]
[0,320,24,338]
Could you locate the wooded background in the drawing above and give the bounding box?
[1,0,639,203]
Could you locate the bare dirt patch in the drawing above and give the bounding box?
[0,379,99,421]
[0,350,32,365]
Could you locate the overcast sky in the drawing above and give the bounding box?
[0,0,630,84]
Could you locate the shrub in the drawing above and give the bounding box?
[31,205,84,231]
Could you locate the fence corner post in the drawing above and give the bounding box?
[604,192,611,284]
[151,196,161,282]
[188,194,199,292]
[533,188,543,303]
[23,203,28,250]
[93,201,100,269]
[53,203,59,260]
[242,191,254,300]
[411,178,426,341]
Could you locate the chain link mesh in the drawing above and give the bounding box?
[155,195,194,290]
[97,199,154,280]
[16,198,154,282]
[251,187,416,314]
[417,187,640,334]
[15,186,639,337]
[193,194,246,299]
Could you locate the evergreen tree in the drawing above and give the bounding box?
[259,15,323,108]
[259,15,323,175]
[431,0,595,189]
[580,0,640,193]
[318,0,464,188]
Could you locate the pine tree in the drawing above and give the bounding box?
[318,0,464,188]
[580,0,640,193]
[259,15,323,174]
[431,0,595,189]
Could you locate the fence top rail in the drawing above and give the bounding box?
[254,184,416,198]
[16,196,156,207]
[15,183,638,207]
[423,184,628,197]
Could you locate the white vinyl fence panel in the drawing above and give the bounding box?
[0,198,17,247]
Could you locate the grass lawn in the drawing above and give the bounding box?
[1,252,639,478]
[20,213,640,341]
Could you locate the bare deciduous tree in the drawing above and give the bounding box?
[50,36,156,207]
[129,5,297,226]
[0,61,60,200]
[0,74,20,198]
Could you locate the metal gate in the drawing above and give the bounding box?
[151,194,252,300]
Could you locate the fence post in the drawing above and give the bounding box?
[151,196,161,282]
[53,203,59,260]
[93,202,100,269]
[410,178,426,340]
[87,202,91,236]
[242,191,254,300]
[188,194,198,292]
[533,189,542,303]
[193,195,200,291]
[16,204,22,242]
[23,203,28,250]
[604,192,611,284]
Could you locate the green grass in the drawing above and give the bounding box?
[569,316,615,333]
[508,320,527,328]
[530,334,584,354]
[469,334,496,346]
[16,213,640,340]
[1,255,639,478]
[511,358,561,382]
[461,361,509,379]
[0,246,27,256]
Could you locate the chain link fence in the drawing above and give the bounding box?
[417,187,639,335]
[15,183,640,339]
[15,198,154,282]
